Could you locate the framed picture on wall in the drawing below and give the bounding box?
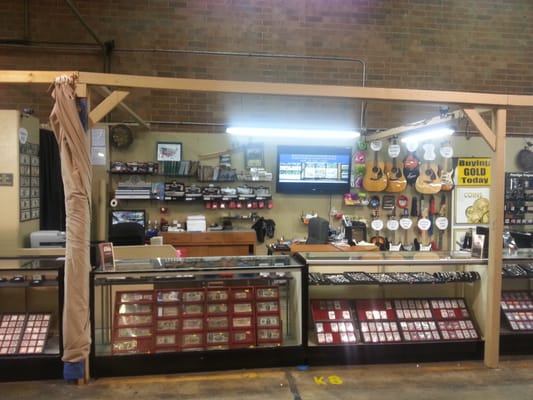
[156,142,182,162]
[245,144,264,168]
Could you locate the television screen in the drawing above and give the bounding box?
[276,145,352,194]
[110,209,146,227]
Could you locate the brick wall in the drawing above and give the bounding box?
[1,0,532,132]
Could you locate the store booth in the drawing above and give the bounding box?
[0,70,532,382]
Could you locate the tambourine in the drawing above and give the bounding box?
[397,194,409,209]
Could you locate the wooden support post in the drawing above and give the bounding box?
[483,108,506,368]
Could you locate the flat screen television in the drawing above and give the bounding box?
[109,209,146,228]
[276,145,352,194]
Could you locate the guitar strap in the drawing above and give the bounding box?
[411,196,418,217]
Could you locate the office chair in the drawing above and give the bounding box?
[109,222,146,246]
[306,217,330,244]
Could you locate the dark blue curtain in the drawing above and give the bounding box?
[39,128,66,231]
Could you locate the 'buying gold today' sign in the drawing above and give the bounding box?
[455,158,491,186]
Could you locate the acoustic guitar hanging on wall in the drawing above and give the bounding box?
[415,143,441,195]
[363,140,387,192]
[385,137,407,193]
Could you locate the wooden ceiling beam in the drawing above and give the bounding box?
[92,86,150,130]
[88,90,129,127]
[3,70,533,108]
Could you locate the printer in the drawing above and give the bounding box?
[30,230,66,248]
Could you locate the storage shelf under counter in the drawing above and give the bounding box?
[294,251,488,366]
[499,251,533,356]
[89,255,306,378]
[0,258,64,381]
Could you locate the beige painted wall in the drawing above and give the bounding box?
[94,128,530,255]
[0,110,40,254]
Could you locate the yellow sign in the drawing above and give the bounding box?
[456,158,491,186]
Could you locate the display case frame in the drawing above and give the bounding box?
[294,251,488,366]
[0,258,64,381]
[89,255,306,378]
[500,249,533,355]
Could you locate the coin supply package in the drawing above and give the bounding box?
[311,297,479,346]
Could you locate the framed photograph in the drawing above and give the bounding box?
[245,144,264,168]
[156,142,182,162]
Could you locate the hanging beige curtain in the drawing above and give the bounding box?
[49,74,92,367]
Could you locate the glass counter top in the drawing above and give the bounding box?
[0,258,64,271]
[295,251,488,266]
[97,254,301,274]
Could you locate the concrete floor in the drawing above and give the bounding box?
[1,357,533,400]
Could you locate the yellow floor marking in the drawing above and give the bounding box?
[91,370,284,386]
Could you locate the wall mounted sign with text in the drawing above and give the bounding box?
[455,158,491,186]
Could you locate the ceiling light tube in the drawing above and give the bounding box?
[226,126,360,139]
[400,127,454,143]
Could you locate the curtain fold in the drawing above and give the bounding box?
[39,128,66,231]
[49,75,92,373]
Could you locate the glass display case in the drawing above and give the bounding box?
[0,258,64,381]
[294,251,488,365]
[90,255,305,378]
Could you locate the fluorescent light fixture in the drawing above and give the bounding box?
[226,126,360,139]
[400,127,454,143]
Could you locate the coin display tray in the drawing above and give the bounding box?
[0,313,52,355]
[355,299,395,321]
[501,291,533,331]
[254,286,282,347]
[308,271,480,285]
[437,319,479,340]
[112,285,283,353]
[316,321,358,344]
[311,299,353,322]
[311,297,479,346]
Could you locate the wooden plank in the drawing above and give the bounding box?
[0,70,75,83]
[3,70,533,107]
[370,110,464,141]
[463,109,497,151]
[93,86,150,130]
[484,108,506,368]
[88,90,129,127]
[78,71,519,106]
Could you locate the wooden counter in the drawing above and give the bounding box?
[268,243,379,255]
[161,230,256,257]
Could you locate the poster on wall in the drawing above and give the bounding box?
[454,186,490,224]
[455,157,491,186]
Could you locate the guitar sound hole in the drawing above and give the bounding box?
[425,169,436,180]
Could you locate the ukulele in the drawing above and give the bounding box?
[439,140,455,192]
[386,207,401,251]
[417,195,433,251]
[403,140,420,186]
[417,209,433,251]
[398,195,413,251]
[385,137,407,193]
[363,140,387,192]
[415,143,441,195]
[369,196,386,250]
[434,194,449,251]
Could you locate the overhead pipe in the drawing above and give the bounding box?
[116,48,367,131]
[64,0,113,72]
